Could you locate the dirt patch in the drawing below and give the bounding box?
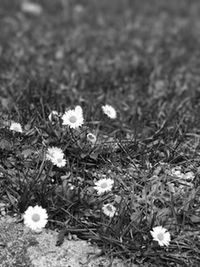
[0,216,126,267]
[0,216,34,267]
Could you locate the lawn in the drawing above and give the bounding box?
[1,0,200,266]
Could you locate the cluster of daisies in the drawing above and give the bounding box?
[23,174,171,247]
[9,104,117,133]
[23,204,171,246]
[46,105,116,166]
[51,104,117,129]
[9,104,116,168]
[9,104,171,247]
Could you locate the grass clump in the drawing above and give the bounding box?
[1,100,200,266]
[1,0,200,266]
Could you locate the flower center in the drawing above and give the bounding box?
[157,232,164,241]
[88,134,95,140]
[101,182,108,189]
[106,205,113,212]
[32,213,40,222]
[69,115,77,123]
[57,158,63,163]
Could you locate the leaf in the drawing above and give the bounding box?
[0,139,12,150]
[89,151,99,160]
[190,215,200,223]
[56,229,67,246]
[114,195,122,204]
[6,191,18,206]
[0,97,11,110]
[80,152,87,159]
[131,210,142,224]
[21,148,34,158]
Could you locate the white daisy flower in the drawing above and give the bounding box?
[46,147,66,167]
[94,178,114,195]
[170,167,184,179]
[87,133,97,145]
[10,122,23,133]
[62,106,84,129]
[48,110,59,123]
[102,203,117,218]
[51,157,66,168]
[23,205,48,231]
[150,226,171,247]
[21,2,43,15]
[102,104,117,119]
[183,171,195,181]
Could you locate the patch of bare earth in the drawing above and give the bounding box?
[0,216,126,267]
